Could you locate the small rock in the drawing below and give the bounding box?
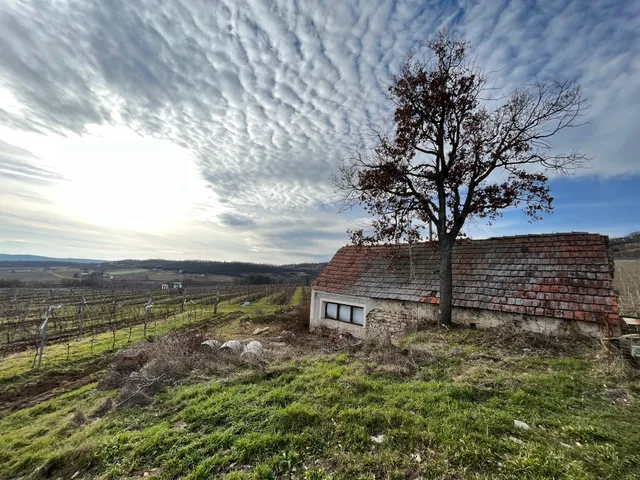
[220,340,244,354]
[71,472,80,480]
[560,442,572,448]
[242,301,251,306]
[270,341,287,348]
[410,452,422,463]
[575,441,583,447]
[508,436,524,444]
[370,434,385,444]
[246,340,264,351]
[252,327,270,335]
[241,341,265,358]
[514,420,531,430]
[201,339,221,349]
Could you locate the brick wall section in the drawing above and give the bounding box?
[312,233,621,326]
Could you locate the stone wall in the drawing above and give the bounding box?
[310,289,608,341]
[364,301,430,341]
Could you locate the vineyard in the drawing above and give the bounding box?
[614,259,640,318]
[0,283,302,369]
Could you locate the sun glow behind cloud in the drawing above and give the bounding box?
[42,126,219,232]
[2,124,222,231]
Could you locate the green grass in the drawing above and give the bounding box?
[0,308,206,386]
[1,330,638,479]
[289,286,306,306]
[0,299,289,411]
[105,269,152,276]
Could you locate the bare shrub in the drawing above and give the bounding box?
[98,347,150,390]
[68,410,87,428]
[355,340,437,377]
[103,332,263,409]
[459,324,596,356]
[291,299,311,330]
[90,397,114,418]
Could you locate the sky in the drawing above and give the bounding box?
[0,0,638,263]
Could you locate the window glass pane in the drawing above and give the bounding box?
[352,307,364,325]
[325,302,337,319]
[338,304,351,322]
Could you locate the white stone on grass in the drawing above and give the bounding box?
[201,339,221,349]
[514,420,531,430]
[220,340,243,354]
[241,341,265,358]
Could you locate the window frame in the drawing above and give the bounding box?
[323,301,365,326]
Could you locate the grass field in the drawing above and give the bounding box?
[0,267,83,284]
[0,287,638,479]
[146,272,237,283]
[105,268,152,276]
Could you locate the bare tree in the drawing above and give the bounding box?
[336,31,588,326]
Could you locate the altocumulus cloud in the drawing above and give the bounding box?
[0,0,638,261]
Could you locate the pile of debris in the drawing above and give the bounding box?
[201,339,265,359]
[98,333,268,409]
[610,334,640,364]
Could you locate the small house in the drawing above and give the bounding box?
[173,281,183,289]
[311,233,621,340]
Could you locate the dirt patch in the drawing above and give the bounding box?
[0,358,107,415]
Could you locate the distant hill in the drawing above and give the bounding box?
[101,259,327,283]
[611,232,640,259]
[0,254,103,264]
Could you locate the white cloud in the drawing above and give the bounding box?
[0,0,638,260]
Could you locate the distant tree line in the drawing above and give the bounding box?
[104,259,326,277]
[611,232,640,259]
[0,260,102,268]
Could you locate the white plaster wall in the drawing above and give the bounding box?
[310,290,431,341]
[310,289,608,340]
[451,306,605,337]
[310,290,376,339]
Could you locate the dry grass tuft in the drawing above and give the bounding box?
[90,397,114,418]
[466,324,596,356]
[68,410,87,428]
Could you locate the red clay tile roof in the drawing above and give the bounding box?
[313,233,620,325]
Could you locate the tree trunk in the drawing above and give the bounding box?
[438,236,454,327]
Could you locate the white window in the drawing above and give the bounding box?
[324,302,365,326]
[325,302,338,319]
[352,307,364,325]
